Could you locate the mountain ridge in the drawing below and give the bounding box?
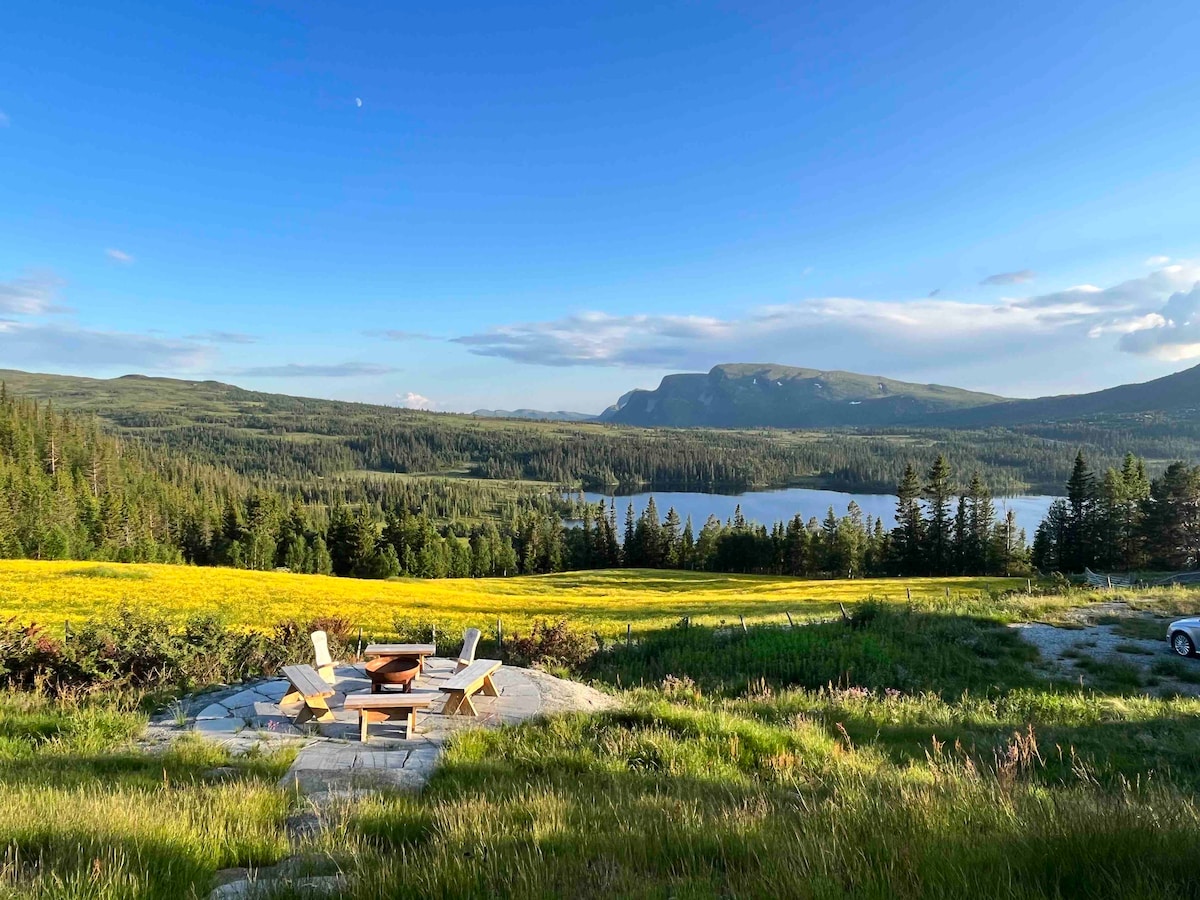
[471,408,596,422]
[598,363,1009,428]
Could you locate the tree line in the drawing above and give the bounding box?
[1032,452,1200,573]
[562,455,1029,577]
[12,381,1198,580]
[0,391,1034,579]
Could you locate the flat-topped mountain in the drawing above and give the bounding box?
[599,363,1007,427]
[471,408,596,422]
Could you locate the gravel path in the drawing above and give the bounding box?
[1009,601,1200,696]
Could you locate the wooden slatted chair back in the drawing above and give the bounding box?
[456,627,482,672]
[311,630,335,683]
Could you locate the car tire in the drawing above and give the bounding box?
[1171,631,1195,658]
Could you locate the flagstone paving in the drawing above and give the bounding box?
[146,656,616,793]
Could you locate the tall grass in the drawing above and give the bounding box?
[0,692,296,900]
[291,603,1200,897]
[586,603,1039,696]
[326,704,1200,898]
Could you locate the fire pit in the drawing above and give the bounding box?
[365,656,421,694]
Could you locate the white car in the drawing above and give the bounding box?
[1167,617,1200,657]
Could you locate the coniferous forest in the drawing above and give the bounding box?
[1032,451,1200,574]
[3,382,1199,579]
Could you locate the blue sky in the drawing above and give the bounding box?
[2,0,1200,412]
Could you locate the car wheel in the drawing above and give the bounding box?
[1171,631,1195,658]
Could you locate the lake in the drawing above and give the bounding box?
[573,488,1057,537]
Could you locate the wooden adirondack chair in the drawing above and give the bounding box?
[456,627,482,673]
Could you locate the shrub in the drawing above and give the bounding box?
[0,620,63,689]
[0,608,359,695]
[507,619,596,670]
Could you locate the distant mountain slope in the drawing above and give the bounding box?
[599,363,1007,427]
[472,408,596,422]
[933,362,1200,426]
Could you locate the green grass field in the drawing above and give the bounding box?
[4,565,1200,897]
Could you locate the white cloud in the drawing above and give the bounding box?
[0,273,69,315]
[184,330,259,344]
[454,262,1200,372]
[1116,283,1200,361]
[365,329,438,341]
[105,248,134,264]
[0,321,210,370]
[396,392,436,410]
[227,362,397,378]
[1145,255,1171,266]
[981,269,1036,286]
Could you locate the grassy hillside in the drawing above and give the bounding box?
[0,367,1170,494]
[0,559,1022,637]
[937,361,1200,426]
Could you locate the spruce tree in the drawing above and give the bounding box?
[893,464,924,575]
[923,456,954,575]
[1064,451,1098,572]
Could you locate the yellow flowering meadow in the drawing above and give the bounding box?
[0,560,1024,640]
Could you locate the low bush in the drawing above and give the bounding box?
[0,608,356,694]
[506,619,597,670]
[0,620,63,689]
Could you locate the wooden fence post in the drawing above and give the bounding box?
[740,614,747,633]
[785,611,794,628]
[626,623,632,648]
[945,587,950,600]
[906,587,912,601]
[1027,578,1032,594]
[497,618,503,651]
[357,627,363,657]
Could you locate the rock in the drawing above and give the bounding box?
[194,718,243,736]
[224,688,269,709]
[196,702,230,721]
[211,867,249,888]
[256,680,291,702]
[208,875,346,899]
[286,810,324,843]
[202,766,240,783]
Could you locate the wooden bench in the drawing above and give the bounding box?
[344,691,440,742]
[439,659,501,717]
[280,664,336,725]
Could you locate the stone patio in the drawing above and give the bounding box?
[146,656,616,794]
